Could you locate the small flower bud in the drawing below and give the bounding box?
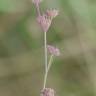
[47,45,60,56]
[32,0,42,6]
[46,9,59,19]
[41,88,55,96]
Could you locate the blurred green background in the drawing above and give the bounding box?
[0,0,96,96]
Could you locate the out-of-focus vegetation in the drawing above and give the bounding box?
[0,0,96,96]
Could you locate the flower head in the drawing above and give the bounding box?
[41,88,55,96]
[47,45,60,56]
[46,9,59,19]
[32,0,42,6]
[37,15,52,32]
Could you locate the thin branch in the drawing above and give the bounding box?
[47,55,54,72]
[43,55,54,89]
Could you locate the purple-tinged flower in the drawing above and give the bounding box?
[32,0,42,6]
[41,88,55,96]
[46,9,59,19]
[47,45,60,56]
[37,15,52,32]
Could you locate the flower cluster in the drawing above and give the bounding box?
[36,8,59,33]
[37,15,52,32]
[47,45,60,56]
[38,9,59,32]
[41,88,55,96]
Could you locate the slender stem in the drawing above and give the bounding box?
[36,4,41,16]
[43,32,47,89]
[43,55,54,89]
[43,69,48,89]
[44,32,47,72]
